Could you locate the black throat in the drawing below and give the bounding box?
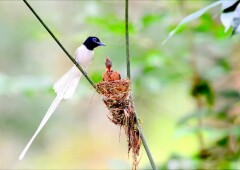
[83,41,95,51]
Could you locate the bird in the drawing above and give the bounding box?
[103,57,121,82]
[19,36,105,160]
[105,57,112,72]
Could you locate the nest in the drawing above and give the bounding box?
[96,79,141,169]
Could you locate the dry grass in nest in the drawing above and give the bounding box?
[96,79,141,170]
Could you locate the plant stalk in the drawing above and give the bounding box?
[125,0,130,80]
[132,98,157,170]
[125,0,156,169]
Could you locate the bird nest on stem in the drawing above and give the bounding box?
[96,79,141,169]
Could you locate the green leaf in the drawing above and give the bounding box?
[141,14,162,28]
[162,1,223,44]
[193,13,212,33]
[215,136,228,146]
[217,58,231,71]
[191,78,215,106]
[86,15,135,34]
[219,90,240,99]
[90,71,102,83]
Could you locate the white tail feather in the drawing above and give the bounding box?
[19,94,63,160]
[53,66,81,99]
[19,66,81,160]
[63,75,81,99]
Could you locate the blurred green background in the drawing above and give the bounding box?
[1,0,240,169]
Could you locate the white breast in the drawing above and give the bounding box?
[75,45,94,69]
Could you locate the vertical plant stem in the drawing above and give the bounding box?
[125,0,130,80]
[132,99,157,170]
[23,0,96,89]
[125,0,156,169]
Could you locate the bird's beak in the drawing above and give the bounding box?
[98,42,105,46]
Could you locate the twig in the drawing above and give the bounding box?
[125,0,130,79]
[125,0,156,169]
[23,0,96,89]
[132,98,157,170]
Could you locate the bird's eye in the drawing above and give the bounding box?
[92,38,97,42]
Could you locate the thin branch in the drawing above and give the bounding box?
[132,99,157,170]
[125,0,157,169]
[23,0,96,89]
[125,0,130,80]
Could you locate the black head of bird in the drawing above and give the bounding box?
[83,36,105,50]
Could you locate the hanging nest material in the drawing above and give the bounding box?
[96,58,141,169]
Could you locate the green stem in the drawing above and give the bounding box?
[23,0,96,89]
[132,97,157,170]
[125,0,156,169]
[125,0,130,80]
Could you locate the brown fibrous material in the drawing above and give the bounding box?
[96,79,141,170]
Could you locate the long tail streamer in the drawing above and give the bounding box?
[19,66,81,160]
